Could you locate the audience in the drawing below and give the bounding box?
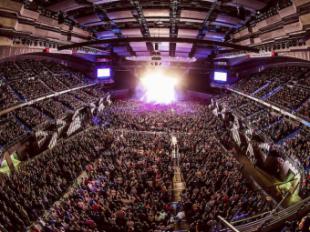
[15,106,50,129]
[218,92,309,197]
[0,61,308,232]
[0,129,112,231]
[41,131,174,232]
[280,214,310,232]
[35,100,69,119]
[101,100,223,134]
[0,84,22,111]
[0,114,27,146]
[11,79,53,101]
[0,59,93,108]
[55,93,85,111]
[234,66,310,120]
[179,137,274,231]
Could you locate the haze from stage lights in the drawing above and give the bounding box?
[140,69,178,104]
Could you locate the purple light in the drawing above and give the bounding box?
[97,68,111,79]
[139,69,178,104]
[214,71,227,82]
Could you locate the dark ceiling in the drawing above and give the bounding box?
[21,0,281,58]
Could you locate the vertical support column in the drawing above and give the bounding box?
[4,151,15,173]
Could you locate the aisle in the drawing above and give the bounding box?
[173,166,185,202]
[172,166,189,231]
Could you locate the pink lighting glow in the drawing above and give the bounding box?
[139,69,178,104]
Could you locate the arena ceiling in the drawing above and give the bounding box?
[25,0,275,58]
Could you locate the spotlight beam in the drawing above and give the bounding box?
[139,69,178,104]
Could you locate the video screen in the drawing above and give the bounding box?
[214,71,227,82]
[97,68,111,79]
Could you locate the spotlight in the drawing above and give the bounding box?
[139,68,179,104]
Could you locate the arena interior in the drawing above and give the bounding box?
[0,0,310,231]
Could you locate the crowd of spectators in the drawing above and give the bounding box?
[0,128,113,231]
[0,59,93,110]
[74,89,99,104]
[83,85,108,98]
[0,94,307,231]
[15,60,49,77]
[298,100,310,120]
[38,75,68,92]
[0,114,27,146]
[233,66,300,95]
[55,93,85,111]
[268,86,309,111]
[0,61,308,231]
[248,110,281,132]
[236,102,264,118]
[33,101,276,232]
[0,61,24,81]
[15,106,50,129]
[101,100,223,134]
[283,127,310,197]
[234,66,310,120]
[280,214,310,232]
[262,119,300,143]
[54,74,86,89]
[0,84,22,111]
[216,92,309,198]
[11,79,53,101]
[255,82,280,99]
[179,137,274,231]
[35,99,70,119]
[40,131,174,232]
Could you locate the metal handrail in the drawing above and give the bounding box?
[231,211,271,225]
[235,196,310,232]
[218,216,240,232]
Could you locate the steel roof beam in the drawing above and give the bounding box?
[169,0,180,57]
[130,0,154,53]
[189,0,218,58]
[58,36,259,52]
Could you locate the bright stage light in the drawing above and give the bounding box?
[139,69,178,104]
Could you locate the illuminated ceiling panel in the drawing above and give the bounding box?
[176,43,193,52]
[178,29,199,38]
[130,42,148,51]
[122,28,143,37]
[143,9,170,17]
[107,10,133,20]
[149,28,170,37]
[180,10,207,20]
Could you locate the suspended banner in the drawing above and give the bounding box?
[89,103,96,115]
[67,115,82,136]
[246,143,256,164]
[233,116,240,130]
[98,97,104,106]
[245,127,254,141]
[106,94,112,106]
[72,109,82,119]
[258,142,271,162]
[231,127,241,146]
[215,101,220,111]
[259,143,271,153]
[212,108,218,116]
[209,99,215,109]
[35,130,49,149]
[98,102,105,112]
[48,132,58,150]
[56,119,67,134]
